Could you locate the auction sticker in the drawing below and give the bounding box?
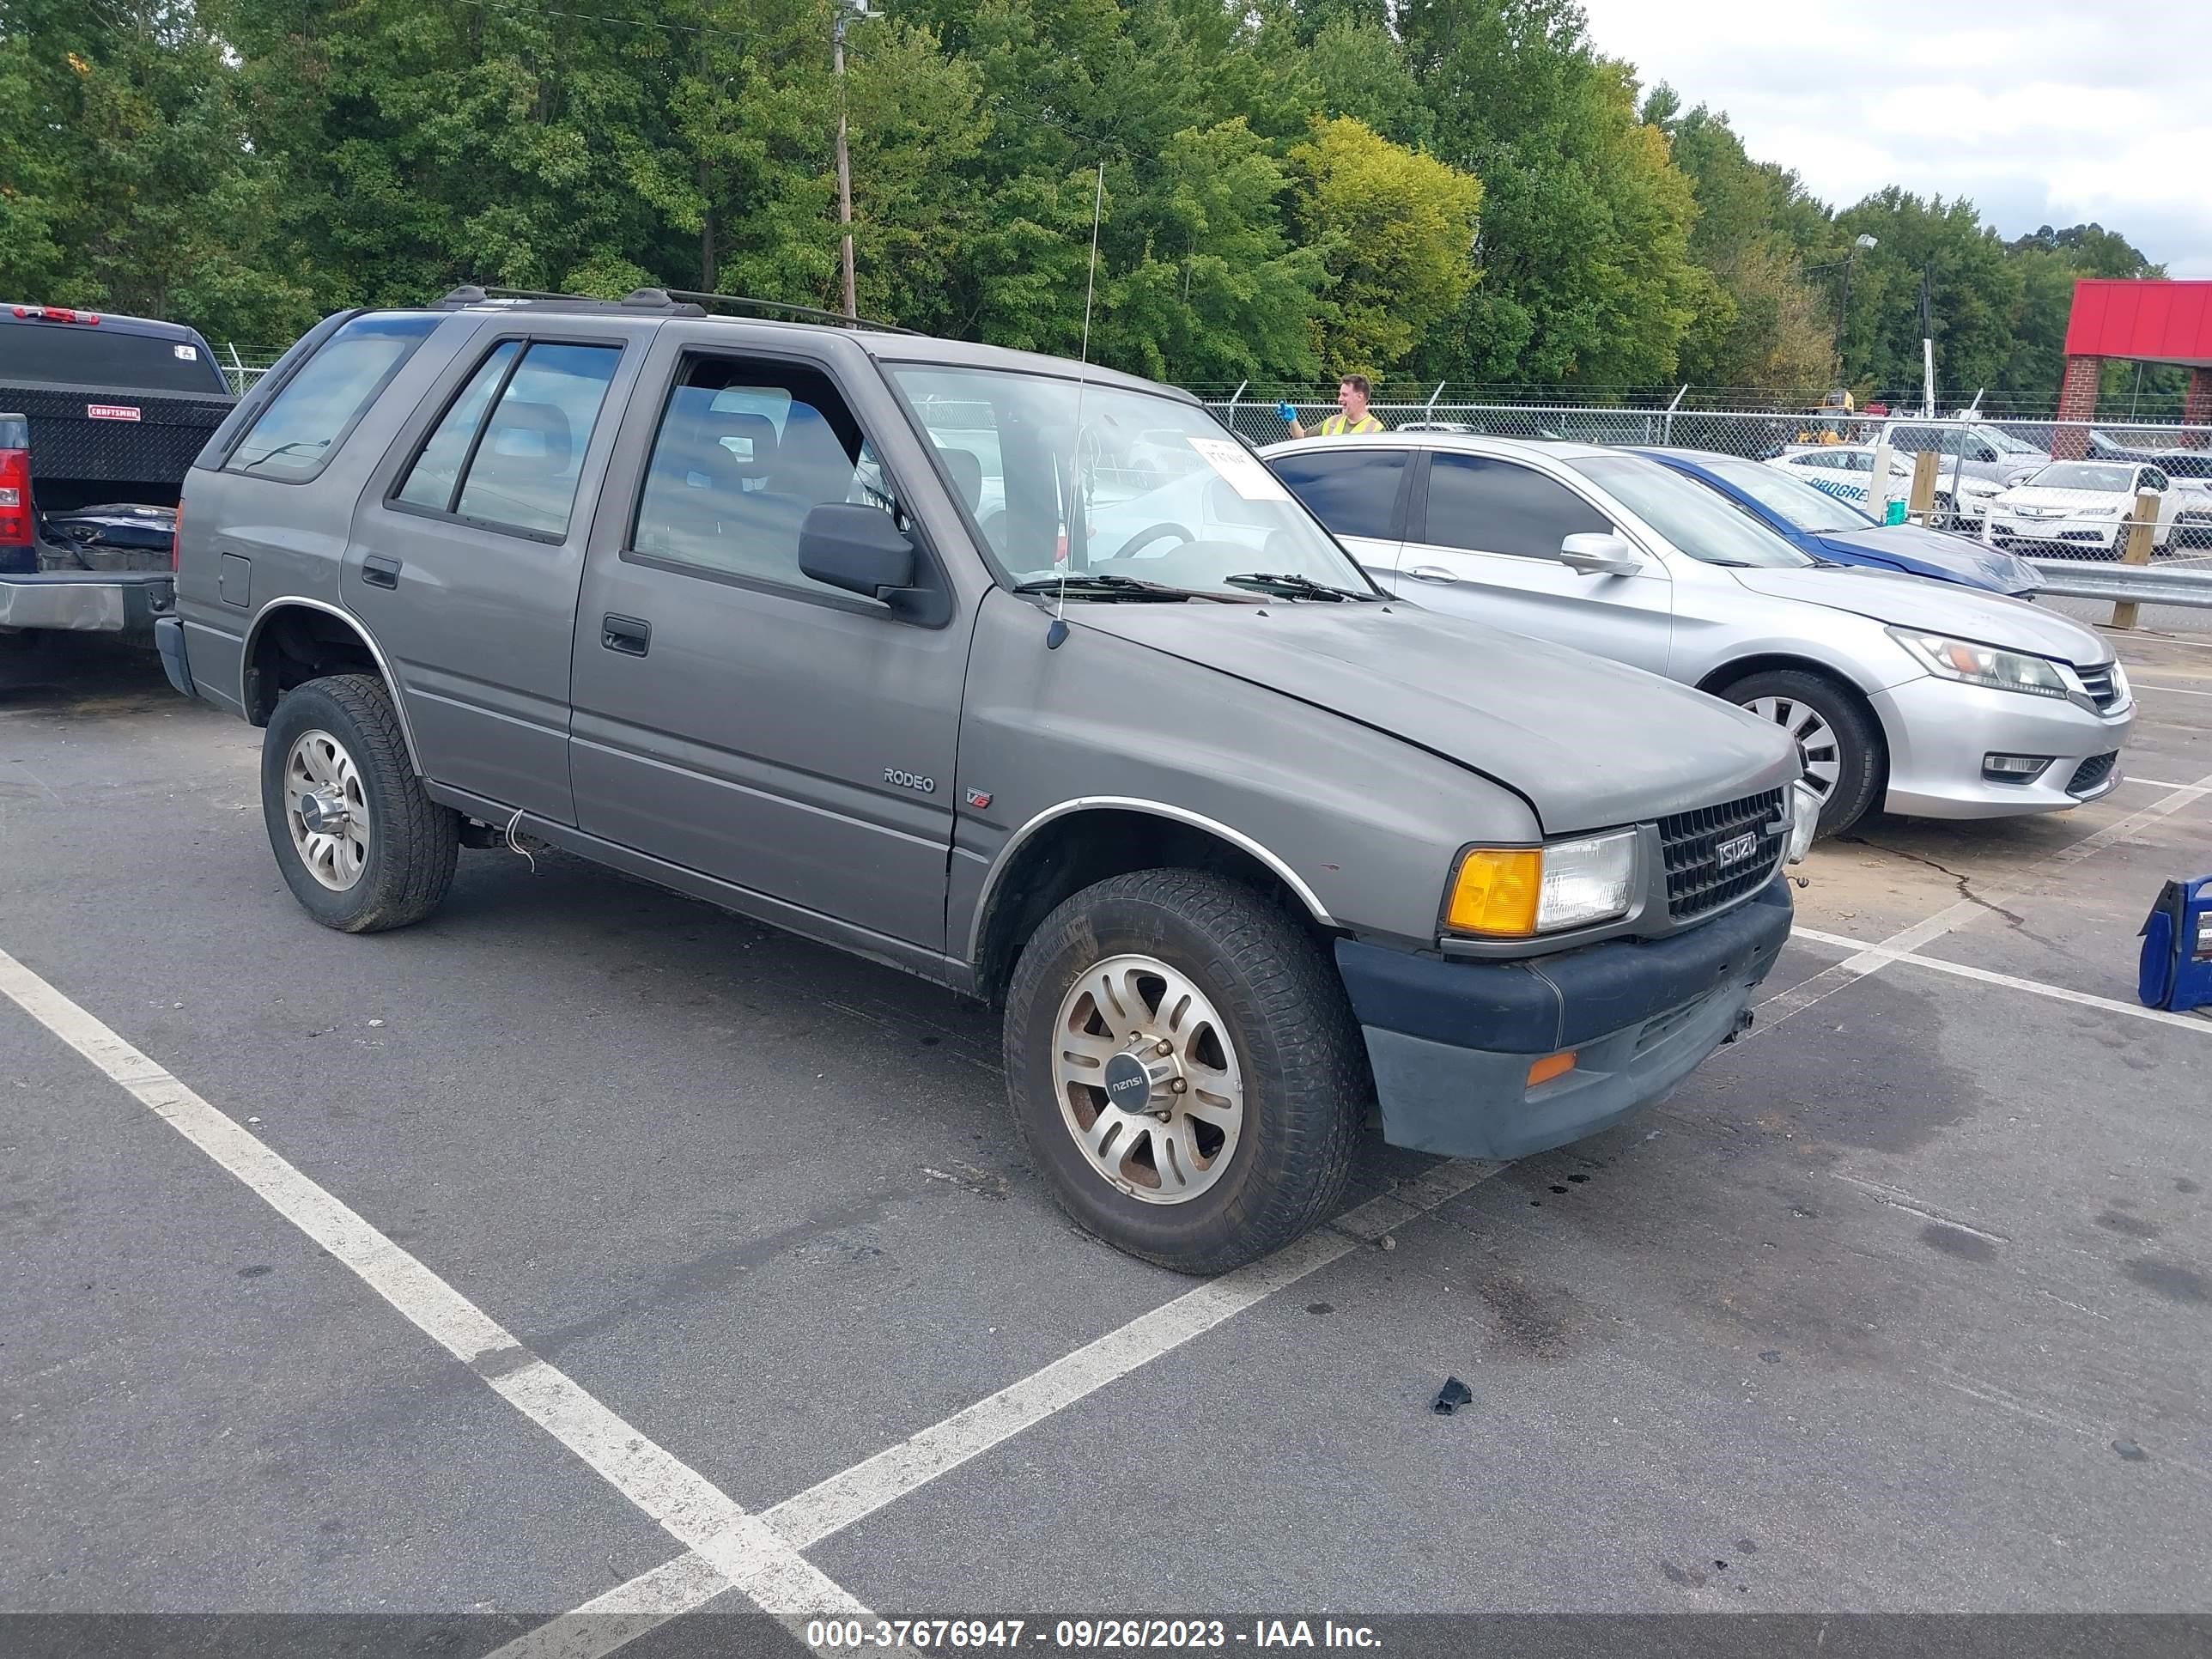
[1187,435,1290,501]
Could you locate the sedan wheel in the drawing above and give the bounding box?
[1742,695,1842,811]
[1721,666,1886,836]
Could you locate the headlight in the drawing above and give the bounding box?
[1887,629,2070,699]
[1785,781,1820,864]
[1446,830,1638,938]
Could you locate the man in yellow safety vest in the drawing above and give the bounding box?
[1280,374,1382,439]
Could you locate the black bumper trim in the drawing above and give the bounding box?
[155,614,194,698]
[1336,878,1794,1055]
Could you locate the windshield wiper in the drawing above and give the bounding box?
[1012,574,1196,602]
[1222,571,1376,601]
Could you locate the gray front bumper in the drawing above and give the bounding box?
[0,573,173,633]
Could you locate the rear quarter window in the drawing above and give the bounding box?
[226,313,441,483]
[0,322,229,394]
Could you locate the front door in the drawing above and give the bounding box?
[347,325,635,823]
[1265,445,1411,586]
[566,343,972,952]
[1397,451,1674,675]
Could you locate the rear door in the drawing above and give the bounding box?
[346,322,641,823]
[1396,451,1674,675]
[1265,445,1411,586]
[565,331,974,952]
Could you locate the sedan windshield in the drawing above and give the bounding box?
[887,366,1375,599]
[2029,462,2132,492]
[1572,454,1812,568]
[1688,453,1875,534]
[1976,424,2042,456]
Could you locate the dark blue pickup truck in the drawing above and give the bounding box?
[2,302,234,647]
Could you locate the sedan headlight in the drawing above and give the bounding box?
[1887,628,2070,699]
[1446,830,1638,938]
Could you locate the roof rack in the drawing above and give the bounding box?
[438,284,920,335]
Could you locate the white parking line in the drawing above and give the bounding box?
[1747,769,2212,1040]
[1794,927,2211,1034]
[491,1158,1503,1657]
[0,947,872,1638]
[2130,680,2212,699]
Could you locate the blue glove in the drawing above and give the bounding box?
[1277,402,1297,422]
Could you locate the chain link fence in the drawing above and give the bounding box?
[1205,394,2212,634]
[213,347,284,398]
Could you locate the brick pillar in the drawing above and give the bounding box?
[2051,354,2101,459]
[2181,366,2212,448]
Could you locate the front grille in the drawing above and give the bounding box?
[2075,664,2121,710]
[1658,787,1787,922]
[2068,752,2119,796]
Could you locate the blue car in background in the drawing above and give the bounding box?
[1631,447,2039,599]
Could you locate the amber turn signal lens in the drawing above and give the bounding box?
[1444,848,1541,937]
[1526,1051,1577,1089]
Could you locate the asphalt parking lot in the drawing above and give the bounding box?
[4,629,2210,1650]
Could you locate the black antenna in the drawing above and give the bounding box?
[1048,161,1106,652]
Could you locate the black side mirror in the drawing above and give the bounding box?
[799,502,917,599]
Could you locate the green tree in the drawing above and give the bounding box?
[1288,115,1479,374]
[0,0,314,343]
[1833,188,2022,401]
[1656,98,1835,392]
[1401,0,1702,386]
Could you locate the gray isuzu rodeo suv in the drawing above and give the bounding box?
[162,288,1812,1272]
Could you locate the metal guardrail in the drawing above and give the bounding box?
[2028,559,2212,607]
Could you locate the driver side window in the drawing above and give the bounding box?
[628,356,894,598]
[1421,453,1611,557]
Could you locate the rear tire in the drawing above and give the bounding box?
[1720,667,1885,837]
[261,673,458,933]
[1001,869,1365,1274]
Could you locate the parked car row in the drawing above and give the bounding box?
[117,289,2141,1278]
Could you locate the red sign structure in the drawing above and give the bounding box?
[2054,279,2212,456]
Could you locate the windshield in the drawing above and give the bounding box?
[2030,462,2131,492]
[1691,453,1875,533]
[1573,455,1812,568]
[887,366,1374,599]
[1976,424,2041,456]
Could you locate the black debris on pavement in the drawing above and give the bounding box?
[1431,1377,1474,1416]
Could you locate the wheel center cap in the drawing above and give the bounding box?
[298,789,349,834]
[1102,1052,1155,1113]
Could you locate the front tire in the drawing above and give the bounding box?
[1721,667,1885,838]
[1001,869,1365,1274]
[261,673,458,932]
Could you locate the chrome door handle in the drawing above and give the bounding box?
[1401,565,1460,585]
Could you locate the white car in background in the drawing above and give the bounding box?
[1984,459,2184,556]
[1768,444,1916,509]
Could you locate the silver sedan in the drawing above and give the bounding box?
[1261,434,2135,836]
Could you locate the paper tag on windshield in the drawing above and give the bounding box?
[1188,436,1291,501]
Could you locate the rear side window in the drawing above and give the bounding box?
[0,322,228,393]
[228,313,441,482]
[1269,448,1407,541]
[1421,453,1609,558]
[393,341,622,538]
[396,343,521,513]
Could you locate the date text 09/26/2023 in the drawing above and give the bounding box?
[804,1619,1384,1650]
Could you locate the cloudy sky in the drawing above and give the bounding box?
[1577,0,2212,276]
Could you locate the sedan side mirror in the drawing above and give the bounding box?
[799,502,918,601]
[1557,531,1643,576]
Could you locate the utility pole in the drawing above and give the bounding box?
[833,2,864,319]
